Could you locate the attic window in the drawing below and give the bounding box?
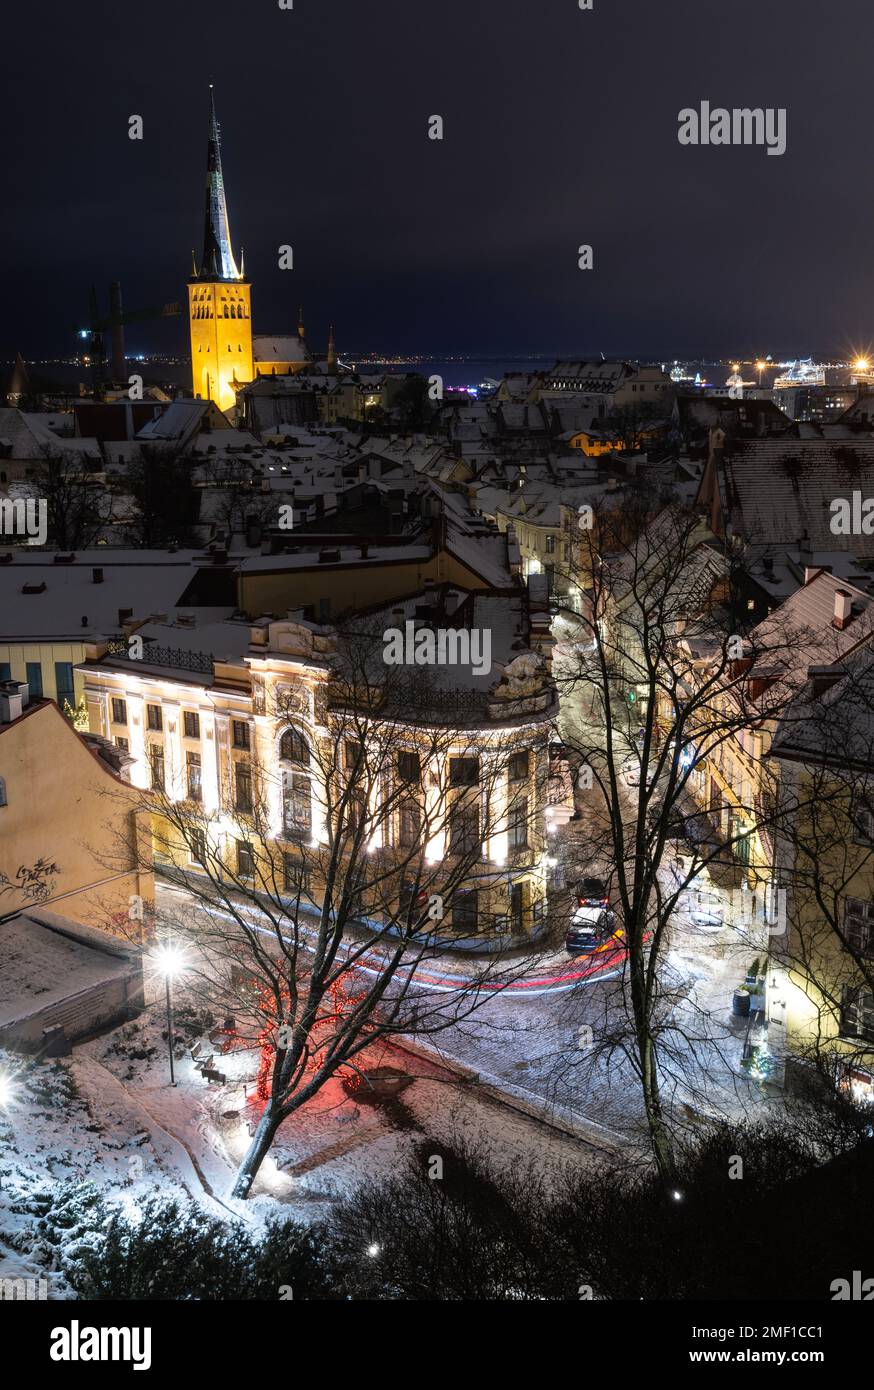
[21,581,46,595]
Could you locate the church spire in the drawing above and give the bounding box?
[327,324,336,370]
[298,305,305,340]
[199,85,241,281]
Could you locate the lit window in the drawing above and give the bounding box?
[283,771,311,836]
[186,751,202,801]
[280,728,309,765]
[235,762,253,813]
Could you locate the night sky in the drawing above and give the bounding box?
[5,0,872,361]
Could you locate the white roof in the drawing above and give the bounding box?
[0,551,226,641]
[253,336,309,364]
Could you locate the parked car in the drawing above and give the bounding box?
[575,875,609,907]
[566,903,618,954]
[686,890,725,929]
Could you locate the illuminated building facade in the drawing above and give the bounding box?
[77,613,559,940]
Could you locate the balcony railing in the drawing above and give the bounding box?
[107,639,214,677]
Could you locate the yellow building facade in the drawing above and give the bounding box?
[0,698,153,931]
[189,280,253,415]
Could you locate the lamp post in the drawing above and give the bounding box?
[152,944,186,1087]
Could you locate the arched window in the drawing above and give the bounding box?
[280,728,310,765]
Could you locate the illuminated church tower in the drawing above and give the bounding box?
[188,87,253,413]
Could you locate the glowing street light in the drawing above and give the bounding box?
[151,944,187,1087]
[855,357,870,373]
[0,1074,15,1109]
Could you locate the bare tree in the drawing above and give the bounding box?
[30,448,113,550]
[770,650,874,1087]
[551,502,814,1176]
[127,444,199,547]
[117,633,545,1198]
[196,452,276,545]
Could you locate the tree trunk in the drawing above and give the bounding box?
[231,1107,283,1200]
[628,936,677,1179]
[638,1029,676,1180]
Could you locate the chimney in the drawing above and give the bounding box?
[118,607,133,626]
[804,566,822,585]
[92,566,104,584]
[0,686,23,724]
[808,664,843,698]
[833,589,853,630]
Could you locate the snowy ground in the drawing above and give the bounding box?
[0,989,595,1297]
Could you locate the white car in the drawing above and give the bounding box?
[687,892,725,929]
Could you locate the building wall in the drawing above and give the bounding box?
[80,644,553,938]
[775,766,874,1072]
[0,641,86,711]
[189,280,254,413]
[237,551,501,621]
[0,702,153,928]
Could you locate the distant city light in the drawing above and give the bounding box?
[0,1075,15,1108]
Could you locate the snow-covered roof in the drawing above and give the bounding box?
[0,910,134,1031]
[0,408,100,459]
[253,337,309,364]
[136,401,219,445]
[723,438,874,551]
[0,551,227,641]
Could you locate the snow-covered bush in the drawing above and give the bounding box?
[66,1199,336,1300]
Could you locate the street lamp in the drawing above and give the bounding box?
[152,944,186,1086]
